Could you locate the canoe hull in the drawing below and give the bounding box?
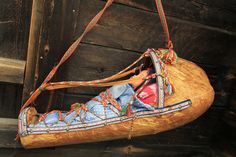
[19,59,214,149]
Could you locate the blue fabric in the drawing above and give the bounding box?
[29,84,155,128]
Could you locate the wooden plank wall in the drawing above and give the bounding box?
[0,83,22,118]
[22,0,236,150]
[0,0,235,156]
[30,0,236,107]
[0,0,31,118]
[0,0,31,60]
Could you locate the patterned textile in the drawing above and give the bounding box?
[29,84,156,128]
[137,83,158,106]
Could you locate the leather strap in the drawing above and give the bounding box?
[42,0,113,85]
[20,0,114,111]
[20,0,172,111]
[155,0,173,49]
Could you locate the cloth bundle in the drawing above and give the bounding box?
[31,83,158,128]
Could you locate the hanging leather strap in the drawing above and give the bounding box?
[42,0,114,85]
[20,0,114,111]
[20,0,172,111]
[155,0,173,49]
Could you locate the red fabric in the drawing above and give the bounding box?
[137,83,158,106]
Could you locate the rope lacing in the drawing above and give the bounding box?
[157,48,178,95]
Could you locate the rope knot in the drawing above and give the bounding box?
[157,48,178,65]
[154,48,177,95]
[163,49,178,65]
[167,40,173,49]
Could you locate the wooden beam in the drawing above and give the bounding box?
[114,0,236,33]
[0,118,17,131]
[22,0,45,102]
[0,57,25,84]
[73,0,236,67]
